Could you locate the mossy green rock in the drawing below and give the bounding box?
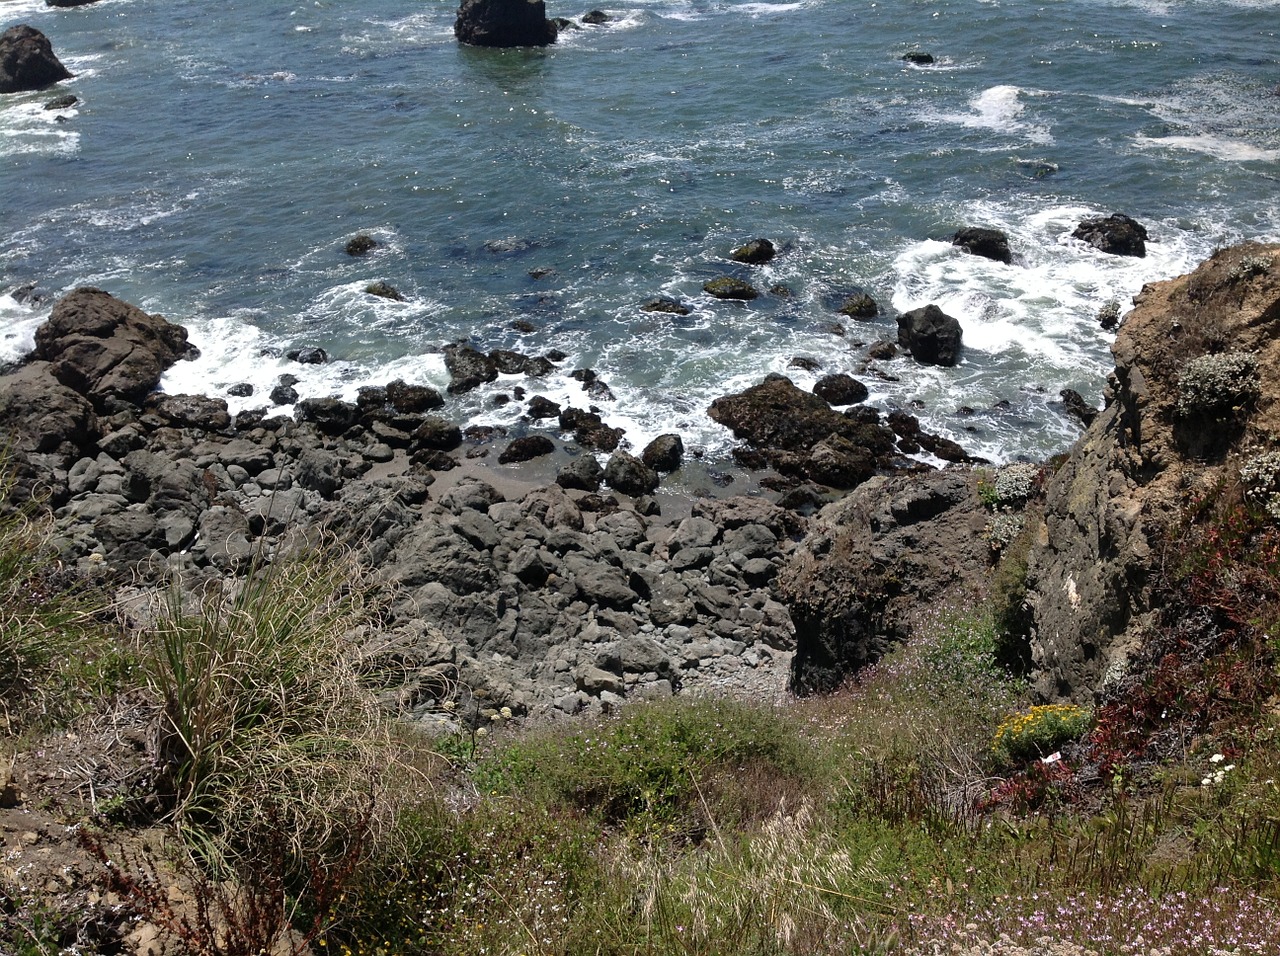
[703,276,759,301]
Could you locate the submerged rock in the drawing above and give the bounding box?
[729,238,776,265]
[704,276,759,301]
[952,227,1012,265]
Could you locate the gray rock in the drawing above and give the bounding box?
[604,451,659,496]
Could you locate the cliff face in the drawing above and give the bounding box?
[1025,242,1280,701]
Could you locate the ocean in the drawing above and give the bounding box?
[3,0,1278,468]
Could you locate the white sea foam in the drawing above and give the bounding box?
[0,295,46,366]
[0,99,80,158]
[1133,134,1280,163]
[922,85,1053,146]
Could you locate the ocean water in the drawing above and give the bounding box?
[3,0,1278,465]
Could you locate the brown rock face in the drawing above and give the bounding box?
[0,25,72,95]
[34,288,192,409]
[1023,243,1280,700]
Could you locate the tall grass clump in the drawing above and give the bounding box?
[147,546,401,869]
[0,462,127,734]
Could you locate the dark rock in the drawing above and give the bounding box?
[813,373,869,406]
[1073,213,1148,258]
[902,51,934,64]
[498,434,555,464]
[897,304,963,367]
[35,288,192,409]
[640,296,691,315]
[770,284,794,298]
[46,0,104,7]
[43,93,77,110]
[604,451,659,497]
[365,281,404,301]
[489,349,530,375]
[295,397,358,435]
[386,379,445,413]
[729,238,776,265]
[838,292,879,318]
[559,407,623,451]
[444,344,499,394]
[527,395,561,419]
[585,380,615,402]
[0,362,96,455]
[704,276,759,301]
[867,341,898,361]
[1060,388,1098,428]
[708,376,844,451]
[345,234,377,257]
[440,477,505,514]
[286,347,328,365]
[455,0,558,47]
[803,434,878,488]
[411,417,463,451]
[952,227,1012,264]
[227,383,254,398]
[146,394,232,432]
[641,434,684,473]
[581,9,610,24]
[270,382,299,406]
[788,357,821,372]
[0,25,72,95]
[557,454,603,492]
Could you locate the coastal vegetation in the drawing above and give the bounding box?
[3,474,1279,955]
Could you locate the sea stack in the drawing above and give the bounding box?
[455,0,558,47]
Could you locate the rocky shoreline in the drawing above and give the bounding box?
[6,241,1278,724]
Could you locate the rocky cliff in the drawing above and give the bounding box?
[1023,242,1280,701]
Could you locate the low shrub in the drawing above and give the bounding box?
[991,704,1092,766]
[476,697,813,836]
[1176,350,1259,418]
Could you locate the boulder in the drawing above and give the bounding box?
[839,292,879,318]
[704,276,759,301]
[896,304,962,367]
[604,451,659,497]
[498,434,555,464]
[557,454,603,492]
[146,394,232,432]
[640,296,691,315]
[952,227,1012,264]
[454,0,558,47]
[0,25,72,95]
[729,238,776,265]
[295,397,358,435]
[708,376,846,452]
[386,379,444,413]
[902,51,934,64]
[34,288,192,408]
[641,434,684,473]
[43,93,77,110]
[527,395,561,419]
[345,234,378,256]
[286,347,328,365]
[365,281,405,301]
[1072,213,1148,258]
[582,9,610,24]
[813,373,868,406]
[444,344,499,394]
[0,362,96,454]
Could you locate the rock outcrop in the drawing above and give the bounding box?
[897,304,963,367]
[0,25,72,95]
[1072,213,1148,258]
[455,0,558,47]
[1022,243,1280,700]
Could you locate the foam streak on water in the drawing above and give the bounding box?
[3,0,1279,464]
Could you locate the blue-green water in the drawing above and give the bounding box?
[3,0,1278,463]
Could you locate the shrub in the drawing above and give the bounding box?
[984,511,1024,552]
[992,463,1037,505]
[147,548,400,868]
[991,704,1092,766]
[1097,297,1122,330]
[1239,450,1280,520]
[1176,351,1259,418]
[1227,254,1272,282]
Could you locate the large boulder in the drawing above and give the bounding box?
[0,362,96,455]
[709,376,849,452]
[444,344,499,394]
[778,470,991,694]
[455,0,558,47]
[896,304,962,367]
[1072,213,1148,258]
[34,288,193,409]
[952,227,1012,265]
[0,25,72,95]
